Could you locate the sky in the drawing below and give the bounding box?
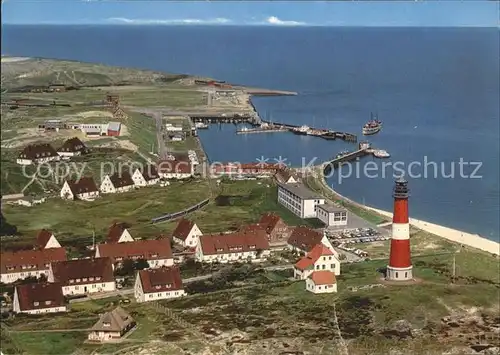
[1,1,499,27]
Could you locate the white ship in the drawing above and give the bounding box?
[373,150,390,158]
[195,122,209,129]
[292,125,310,135]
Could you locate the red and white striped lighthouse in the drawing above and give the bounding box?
[386,177,413,281]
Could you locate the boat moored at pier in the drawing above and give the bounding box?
[362,113,382,136]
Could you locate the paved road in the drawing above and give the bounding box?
[153,111,168,159]
[69,264,294,303]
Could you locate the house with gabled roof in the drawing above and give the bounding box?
[48,257,115,296]
[88,307,136,342]
[60,176,100,201]
[196,230,270,263]
[132,165,160,187]
[294,243,340,280]
[100,172,135,194]
[287,226,335,254]
[275,168,299,184]
[57,137,87,158]
[157,159,193,179]
[306,271,337,294]
[258,213,292,244]
[17,143,60,165]
[106,222,134,244]
[13,282,67,314]
[0,248,67,284]
[36,229,61,249]
[172,218,202,248]
[96,239,173,269]
[134,267,185,303]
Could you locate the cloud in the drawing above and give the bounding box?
[265,16,305,26]
[107,17,232,25]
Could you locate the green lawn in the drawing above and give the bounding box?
[118,87,205,107]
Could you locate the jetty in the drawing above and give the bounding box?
[236,127,288,134]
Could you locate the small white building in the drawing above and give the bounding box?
[80,123,108,136]
[316,204,348,227]
[96,239,174,270]
[106,223,134,243]
[36,229,62,249]
[132,165,160,187]
[196,230,271,263]
[13,283,67,314]
[134,267,185,303]
[60,176,100,201]
[306,271,337,294]
[16,143,60,165]
[165,123,183,132]
[0,248,67,284]
[172,219,203,248]
[100,172,135,194]
[294,243,341,279]
[88,307,136,342]
[48,258,116,296]
[15,196,46,207]
[277,183,325,218]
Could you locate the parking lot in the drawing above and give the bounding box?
[326,226,391,259]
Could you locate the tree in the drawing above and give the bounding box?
[115,259,135,277]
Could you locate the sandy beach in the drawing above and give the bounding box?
[316,167,500,256]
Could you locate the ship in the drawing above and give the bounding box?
[292,125,310,135]
[195,122,209,129]
[373,150,390,158]
[362,113,382,136]
[321,131,337,140]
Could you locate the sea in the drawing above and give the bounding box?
[2,25,499,241]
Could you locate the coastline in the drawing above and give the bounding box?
[313,165,500,256]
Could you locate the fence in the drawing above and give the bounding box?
[151,198,209,224]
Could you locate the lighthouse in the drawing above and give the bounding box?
[386,176,413,281]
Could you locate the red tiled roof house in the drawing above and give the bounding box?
[17,143,60,165]
[134,267,185,303]
[132,165,160,187]
[0,248,67,284]
[13,282,67,314]
[157,159,193,180]
[57,137,87,158]
[95,239,174,270]
[294,243,340,280]
[106,223,134,244]
[48,257,115,296]
[100,171,135,194]
[258,213,292,244]
[172,218,203,248]
[36,229,62,249]
[60,176,100,200]
[287,226,335,254]
[196,230,270,263]
[306,271,337,294]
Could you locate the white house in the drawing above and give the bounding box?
[88,307,136,342]
[96,239,174,269]
[16,143,60,165]
[294,243,341,280]
[132,165,160,187]
[0,248,67,284]
[13,283,67,314]
[36,229,62,249]
[157,160,193,179]
[16,196,46,207]
[48,258,116,296]
[60,176,100,201]
[316,204,348,227]
[287,226,336,254]
[275,168,299,184]
[100,172,135,194]
[165,123,183,132]
[106,223,134,243]
[57,137,87,158]
[196,230,271,264]
[306,271,337,294]
[172,219,203,248]
[134,267,185,303]
[277,183,325,218]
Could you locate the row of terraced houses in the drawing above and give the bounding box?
[1,212,341,315]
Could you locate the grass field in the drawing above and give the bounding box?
[121,111,157,156]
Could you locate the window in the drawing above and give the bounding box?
[331,264,335,269]
[76,278,81,282]
[405,272,408,278]
[34,301,39,306]
[329,257,332,260]
[83,278,88,282]
[89,277,94,281]
[316,265,320,270]
[322,265,326,270]
[45,300,52,305]
[96,277,101,281]
[103,322,111,327]
[396,272,399,278]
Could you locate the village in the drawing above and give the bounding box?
[1,58,499,355]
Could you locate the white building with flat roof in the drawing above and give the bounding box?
[277,183,325,218]
[316,204,348,227]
